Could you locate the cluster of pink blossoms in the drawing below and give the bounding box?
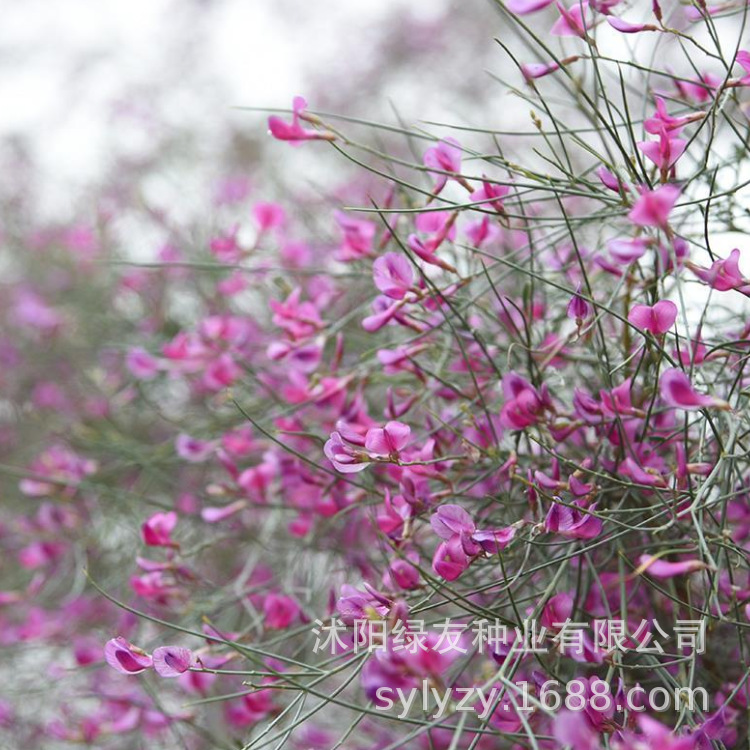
[5,3,750,749]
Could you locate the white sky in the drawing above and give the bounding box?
[0,0,449,190]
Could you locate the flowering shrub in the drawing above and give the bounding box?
[3,2,750,749]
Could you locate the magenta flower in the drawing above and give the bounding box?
[268,96,335,143]
[175,434,215,463]
[566,285,592,324]
[687,248,750,295]
[469,178,510,213]
[126,348,161,380]
[608,237,650,263]
[638,128,687,172]
[104,637,152,675]
[431,504,515,580]
[506,0,555,13]
[335,211,376,261]
[644,96,703,134]
[499,372,551,430]
[152,646,195,677]
[372,253,415,300]
[141,511,178,548]
[364,421,411,458]
[252,202,286,233]
[324,421,410,472]
[551,1,590,37]
[660,368,729,411]
[607,16,658,33]
[545,500,602,540]
[637,555,707,578]
[423,138,462,193]
[628,300,677,334]
[263,593,301,630]
[406,234,457,272]
[628,184,680,229]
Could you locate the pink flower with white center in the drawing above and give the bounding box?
[628,184,680,229]
[104,637,152,675]
[152,646,195,677]
[141,511,178,548]
[268,96,335,143]
[423,138,462,194]
[686,248,750,295]
[660,368,729,411]
[628,299,677,334]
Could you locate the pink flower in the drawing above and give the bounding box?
[324,426,368,473]
[553,710,601,750]
[638,128,687,172]
[152,646,195,677]
[126,348,161,380]
[263,593,301,630]
[335,210,377,261]
[607,16,658,33]
[628,300,677,334]
[175,434,215,463]
[608,237,650,263]
[423,138,462,193]
[373,253,414,299]
[551,1,590,37]
[141,511,178,548]
[628,184,680,229]
[268,96,335,143]
[686,248,750,295]
[644,96,702,134]
[104,637,152,674]
[431,504,516,580]
[506,0,555,13]
[469,178,510,213]
[252,202,286,232]
[364,421,411,458]
[499,372,551,430]
[406,234,457,273]
[566,285,592,324]
[545,500,602,540]
[660,368,729,411]
[734,50,750,85]
[636,555,707,578]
